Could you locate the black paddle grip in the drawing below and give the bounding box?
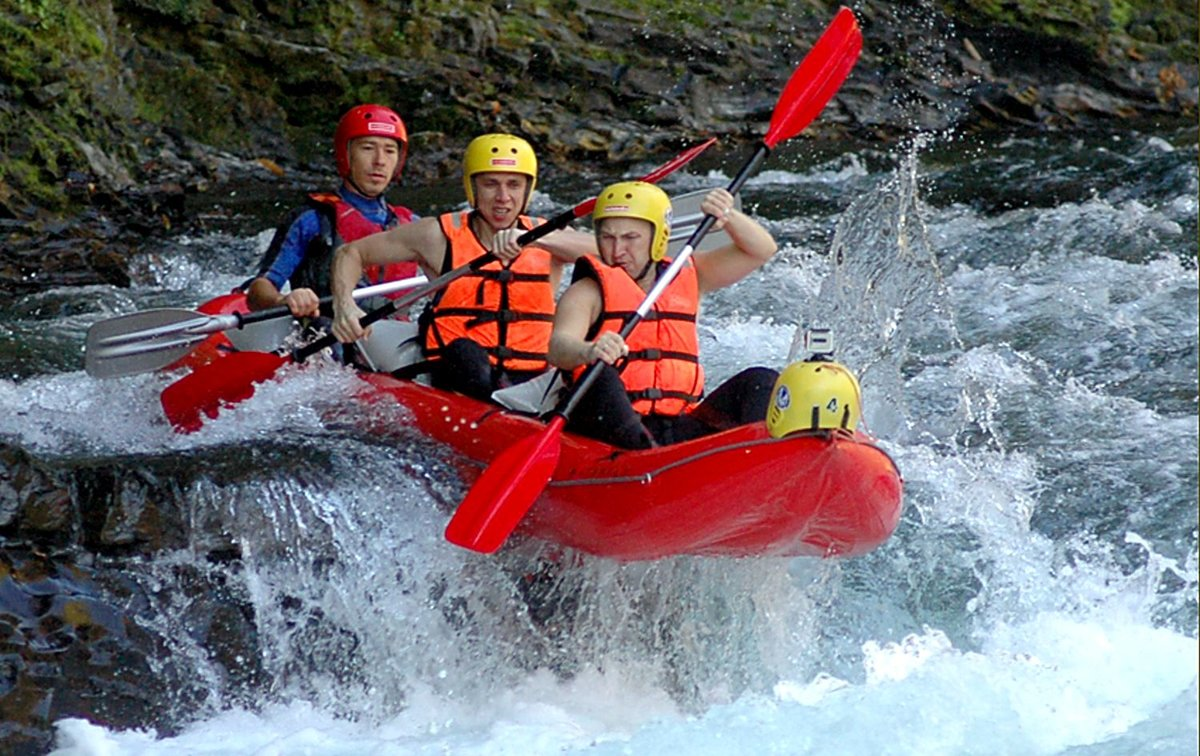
[292,300,399,363]
[238,295,336,328]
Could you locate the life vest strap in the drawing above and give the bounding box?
[426,307,554,328]
[627,387,703,403]
[600,310,696,324]
[473,269,550,284]
[625,348,699,363]
[423,344,547,362]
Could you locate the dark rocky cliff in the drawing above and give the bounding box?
[0,0,1195,293]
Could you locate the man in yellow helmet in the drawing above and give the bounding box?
[330,133,594,399]
[548,181,780,448]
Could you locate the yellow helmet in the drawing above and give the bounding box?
[592,181,673,261]
[766,360,862,437]
[463,133,538,211]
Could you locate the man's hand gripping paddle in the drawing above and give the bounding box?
[84,276,429,379]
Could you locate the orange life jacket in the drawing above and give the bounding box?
[422,211,552,372]
[573,256,704,416]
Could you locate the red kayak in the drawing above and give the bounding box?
[102,8,886,561]
[353,372,903,562]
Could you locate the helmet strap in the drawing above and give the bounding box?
[633,258,655,286]
[345,175,383,199]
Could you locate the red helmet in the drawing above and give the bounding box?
[333,104,408,181]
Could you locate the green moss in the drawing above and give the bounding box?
[951,0,1196,60]
[0,0,137,211]
[8,0,68,29]
[0,160,59,206]
[397,13,446,59]
[0,118,83,209]
[0,17,42,87]
[2,0,1195,218]
[594,0,802,29]
[1108,0,1135,29]
[133,54,249,148]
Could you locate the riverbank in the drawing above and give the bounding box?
[1,0,1196,292]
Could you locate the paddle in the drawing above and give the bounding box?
[665,187,742,257]
[160,253,503,432]
[443,7,863,553]
[84,275,429,378]
[160,137,718,432]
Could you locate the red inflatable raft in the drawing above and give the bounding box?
[158,291,903,562]
[352,372,903,562]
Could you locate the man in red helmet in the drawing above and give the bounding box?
[245,104,418,317]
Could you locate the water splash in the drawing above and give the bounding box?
[791,135,962,441]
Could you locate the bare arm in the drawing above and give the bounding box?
[246,277,320,318]
[536,227,597,265]
[489,225,596,296]
[542,228,595,294]
[691,189,778,294]
[548,278,627,369]
[331,217,447,343]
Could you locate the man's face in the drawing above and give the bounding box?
[346,136,400,197]
[597,217,654,277]
[471,172,529,230]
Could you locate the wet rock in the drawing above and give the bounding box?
[1049,82,1141,119]
[0,548,220,754]
[1,1,1195,294]
[74,141,134,193]
[0,446,74,541]
[970,82,1046,127]
[0,443,301,750]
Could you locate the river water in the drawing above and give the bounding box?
[1,121,1196,754]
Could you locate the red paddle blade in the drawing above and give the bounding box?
[640,136,718,184]
[444,416,565,553]
[572,137,717,218]
[161,351,289,433]
[765,7,862,148]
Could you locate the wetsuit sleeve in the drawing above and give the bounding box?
[262,209,322,289]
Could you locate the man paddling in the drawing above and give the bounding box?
[246,103,419,317]
[330,133,595,400]
[547,181,780,449]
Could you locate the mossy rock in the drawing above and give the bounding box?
[0,0,1195,223]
